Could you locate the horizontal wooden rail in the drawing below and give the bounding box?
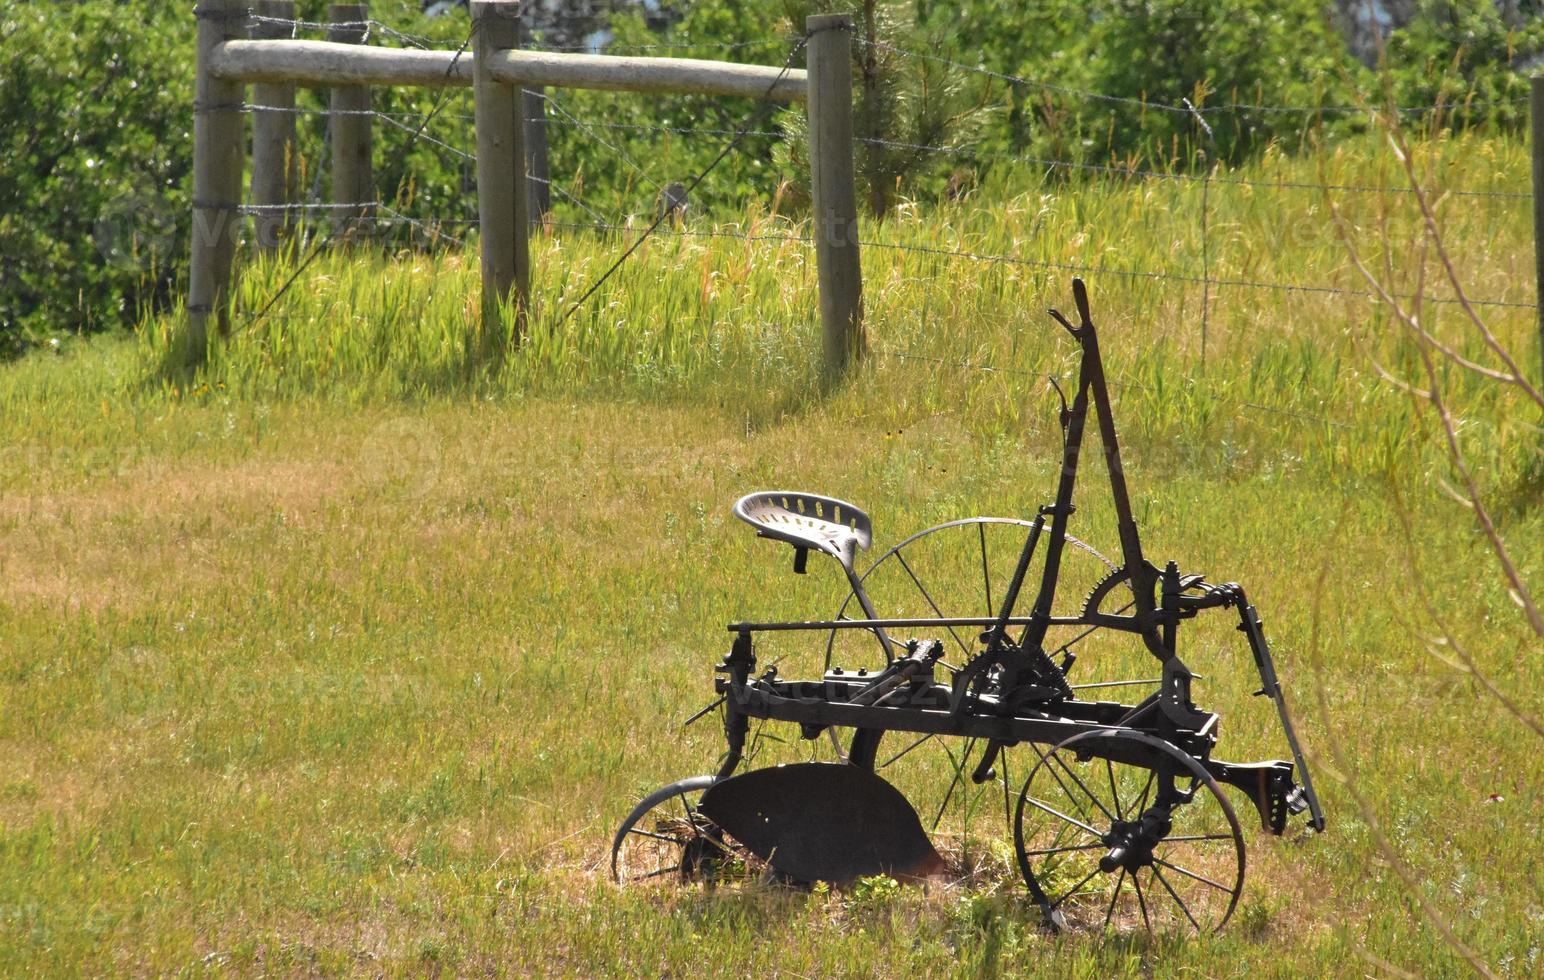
[211,40,472,87]
[209,39,807,101]
[485,50,806,102]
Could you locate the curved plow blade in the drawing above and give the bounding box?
[699,762,947,883]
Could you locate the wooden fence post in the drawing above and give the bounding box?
[329,4,374,241]
[525,88,552,221]
[251,0,298,253]
[1532,74,1544,386]
[187,0,249,365]
[472,0,530,352]
[806,13,864,377]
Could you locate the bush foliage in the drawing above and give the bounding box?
[2,0,1541,352]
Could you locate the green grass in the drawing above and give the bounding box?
[2,132,1541,976]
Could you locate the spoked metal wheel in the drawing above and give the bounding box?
[824,518,1127,845]
[826,517,1120,675]
[612,776,742,886]
[1013,730,1245,935]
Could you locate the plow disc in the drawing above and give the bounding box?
[699,762,947,883]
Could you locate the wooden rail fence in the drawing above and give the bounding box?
[187,0,863,377]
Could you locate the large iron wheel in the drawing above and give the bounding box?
[1013,730,1246,934]
[821,518,1128,848]
[826,517,1119,674]
[612,776,739,886]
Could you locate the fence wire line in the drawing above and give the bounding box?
[869,348,1350,430]
[855,135,1531,200]
[536,220,1528,312]
[237,18,480,330]
[558,29,820,321]
[548,220,809,246]
[242,101,474,124]
[536,91,664,192]
[222,17,1536,323]
[244,14,1528,119]
[852,238,1534,310]
[862,38,1530,118]
[377,203,467,246]
[540,118,786,141]
[238,103,607,228]
[247,13,786,57]
[237,99,1528,201]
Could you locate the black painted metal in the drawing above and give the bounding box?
[614,279,1324,935]
[699,763,946,882]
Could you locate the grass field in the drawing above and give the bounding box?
[2,134,1541,976]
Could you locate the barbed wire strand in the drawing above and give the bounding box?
[537,91,664,193]
[559,31,818,322]
[863,37,1529,117]
[854,135,1530,200]
[239,20,480,330]
[870,348,1351,430]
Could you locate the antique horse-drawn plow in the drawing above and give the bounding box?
[612,281,1325,933]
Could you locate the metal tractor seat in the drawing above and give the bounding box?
[733,492,890,655]
[733,491,873,573]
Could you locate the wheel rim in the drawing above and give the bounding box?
[612,776,740,885]
[823,518,1128,850]
[1013,730,1245,934]
[826,517,1119,674]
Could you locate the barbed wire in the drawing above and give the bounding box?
[540,118,786,141]
[548,220,809,246]
[377,204,468,247]
[526,38,788,55]
[853,238,1533,310]
[862,38,1531,118]
[536,91,664,193]
[869,347,1350,430]
[224,15,1537,338]
[531,176,615,226]
[855,136,1531,200]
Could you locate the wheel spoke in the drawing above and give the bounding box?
[878,732,934,770]
[1000,747,1013,827]
[1022,796,1104,839]
[1133,769,1155,816]
[1153,857,1234,894]
[1132,869,1153,932]
[978,521,994,618]
[1025,743,1098,827]
[895,552,973,658]
[625,827,683,845]
[1049,601,1134,661]
[1106,758,1123,821]
[1151,864,1204,933]
[1020,840,1106,858]
[1048,751,1119,826]
[1161,833,1235,843]
[1050,865,1104,910]
[1104,867,1127,928]
[931,737,976,831]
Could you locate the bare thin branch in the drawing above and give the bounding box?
[1305,516,1500,979]
[1386,126,1544,411]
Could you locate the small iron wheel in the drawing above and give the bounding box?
[1013,730,1245,934]
[611,776,737,885]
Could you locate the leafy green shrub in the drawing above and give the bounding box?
[1383,0,1544,129]
[921,0,1366,169]
[0,3,195,354]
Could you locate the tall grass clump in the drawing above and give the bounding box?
[141,132,1536,486]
